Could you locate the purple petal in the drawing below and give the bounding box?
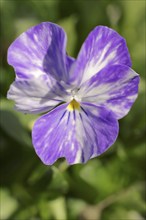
[79,64,140,119]
[7,22,69,82]
[32,103,118,165]
[71,26,132,85]
[66,55,75,73]
[7,77,70,114]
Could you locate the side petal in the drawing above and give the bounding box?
[7,77,69,114]
[79,65,140,119]
[8,22,68,82]
[71,26,132,85]
[32,103,118,165]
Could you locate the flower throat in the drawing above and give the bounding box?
[67,99,80,111]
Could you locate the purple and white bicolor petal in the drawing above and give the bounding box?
[7,77,70,114]
[7,22,70,82]
[71,26,132,85]
[32,103,118,165]
[66,55,75,73]
[78,65,140,119]
[7,22,140,165]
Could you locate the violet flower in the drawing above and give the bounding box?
[7,22,139,165]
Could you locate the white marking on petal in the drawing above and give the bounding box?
[71,143,74,151]
[82,43,117,83]
[67,131,72,141]
[34,34,39,42]
[127,94,138,100]
[74,149,82,163]
[8,22,68,81]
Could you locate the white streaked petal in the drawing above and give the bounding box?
[71,26,131,85]
[7,77,69,114]
[8,22,69,82]
[32,103,118,165]
[79,65,140,119]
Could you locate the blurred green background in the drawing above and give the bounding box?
[0,0,146,219]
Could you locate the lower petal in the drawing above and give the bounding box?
[32,103,119,165]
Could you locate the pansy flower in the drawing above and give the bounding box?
[7,22,139,165]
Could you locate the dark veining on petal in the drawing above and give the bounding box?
[73,110,76,121]
[67,112,70,125]
[56,110,67,127]
[79,112,93,160]
[80,106,88,116]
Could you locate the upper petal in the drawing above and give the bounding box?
[78,64,140,119]
[7,22,69,82]
[32,103,118,165]
[71,26,132,85]
[66,55,75,73]
[7,76,69,114]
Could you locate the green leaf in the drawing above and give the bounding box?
[1,99,38,131]
[67,198,86,220]
[48,197,67,220]
[0,110,31,146]
[0,188,18,220]
[27,165,68,200]
[48,166,69,193]
[79,160,120,199]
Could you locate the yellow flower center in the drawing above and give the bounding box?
[67,99,80,111]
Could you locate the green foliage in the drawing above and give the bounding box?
[0,0,145,219]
